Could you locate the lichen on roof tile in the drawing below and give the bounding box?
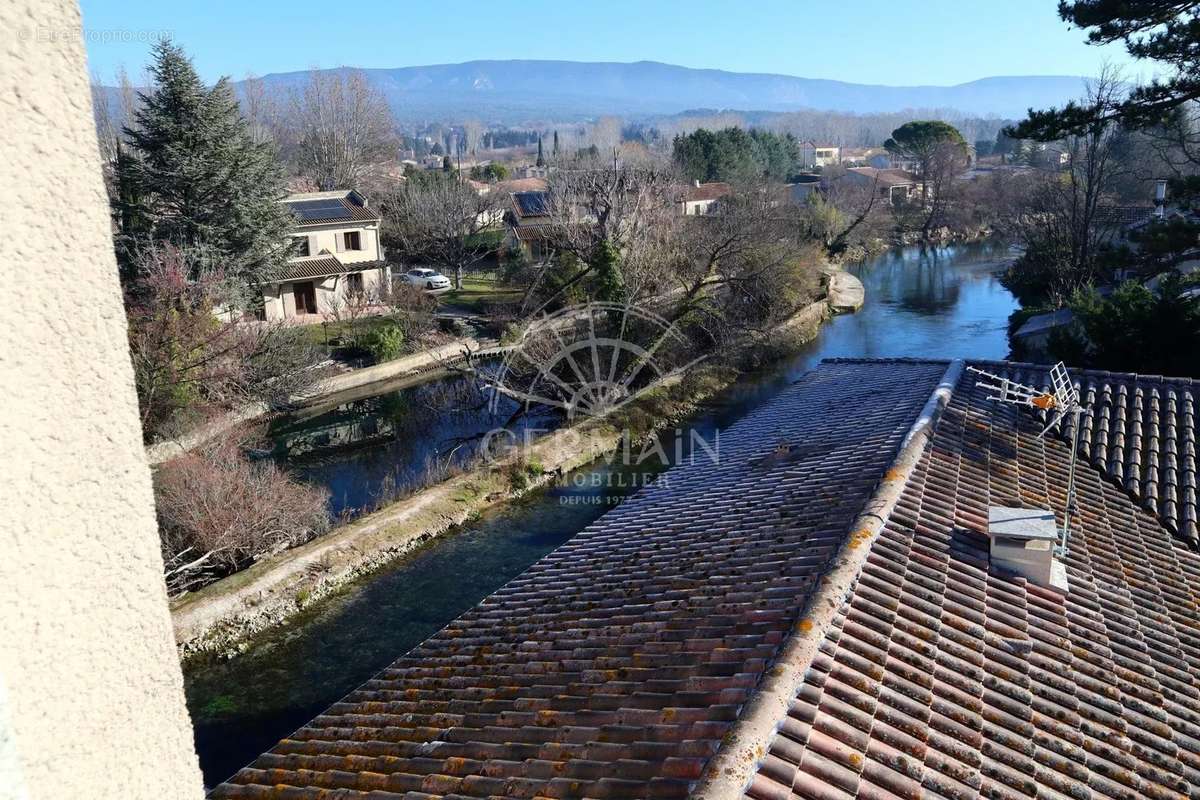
[750,363,1200,800]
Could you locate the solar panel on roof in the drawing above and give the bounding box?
[290,199,353,221]
[514,192,549,216]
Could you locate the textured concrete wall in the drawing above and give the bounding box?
[0,2,205,798]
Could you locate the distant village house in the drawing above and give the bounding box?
[679,180,732,216]
[799,142,841,169]
[832,167,920,203]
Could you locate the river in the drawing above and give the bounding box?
[185,240,1019,789]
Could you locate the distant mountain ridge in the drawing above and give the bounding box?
[249,60,1088,120]
[100,60,1089,123]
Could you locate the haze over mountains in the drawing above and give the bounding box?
[244,60,1088,121]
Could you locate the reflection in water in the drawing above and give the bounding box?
[269,368,560,519]
[187,240,1019,789]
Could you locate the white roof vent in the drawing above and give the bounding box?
[987,506,1069,593]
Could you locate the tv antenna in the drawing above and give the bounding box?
[967,362,1088,555]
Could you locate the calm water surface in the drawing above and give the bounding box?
[186,240,1019,788]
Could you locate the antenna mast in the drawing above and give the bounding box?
[967,362,1088,555]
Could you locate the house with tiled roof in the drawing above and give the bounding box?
[502,189,556,262]
[835,168,921,204]
[680,181,733,216]
[211,358,1200,800]
[260,190,388,321]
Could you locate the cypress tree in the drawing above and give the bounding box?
[119,38,292,292]
[536,135,545,167]
[590,241,625,303]
[552,129,559,157]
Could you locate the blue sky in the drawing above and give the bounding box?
[79,0,1139,85]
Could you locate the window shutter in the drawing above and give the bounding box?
[308,235,316,255]
[335,233,344,253]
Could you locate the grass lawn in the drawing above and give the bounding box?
[441,273,521,314]
[294,315,396,349]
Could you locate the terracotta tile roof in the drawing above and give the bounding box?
[684,182,733,202]
[276,257,384,282]
[210,359,950,799]
[496,177,550,194]
[747,361,1200,800]
[512,224,556,242]
[846,167,919,188]
[1094,205,1156,230]
[972,361,1199,548]
[210,358,1200,800]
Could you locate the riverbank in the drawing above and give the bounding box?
[146,336,506,466]
[171,298,832,658]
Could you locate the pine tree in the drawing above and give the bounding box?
[112,140,148,282]
[118,38,292,292]
[536,135,545,168]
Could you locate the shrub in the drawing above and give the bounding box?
[155,436,330,595]
[362,324,406,362]
[382,282,437,340]
[499,322,524,346]
[439,316,469,336]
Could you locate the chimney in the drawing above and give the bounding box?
[1154,179,1167,219]
[694,179,701,188]
[986,506,1069,592]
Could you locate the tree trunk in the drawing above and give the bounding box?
[455,264,463,290]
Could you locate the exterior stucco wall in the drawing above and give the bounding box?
[264,266,388,322]
[0,2,204,798]
[293,222,382,263]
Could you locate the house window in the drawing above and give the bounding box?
[343,231,362,251]
[346,272,364,296]
[295,236,310,257]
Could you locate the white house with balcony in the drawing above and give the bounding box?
[260,190,389,321]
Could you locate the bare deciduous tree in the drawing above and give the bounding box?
[513,156,679,312]
[1008,69,1131,304]
[462,120,484,156]
[380,174,503,289]
[802,166,887,256]
[917,139,972,238]
[91,76,120,164]
[290,69,396,190]
[668,185,822,341]
[242,72,283,146]
[125,244,326,439]
[589,116,624,157]
[156,434,330,595]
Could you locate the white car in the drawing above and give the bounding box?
[401,268,452,291]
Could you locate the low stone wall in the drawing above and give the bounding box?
[170,298,835,657]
